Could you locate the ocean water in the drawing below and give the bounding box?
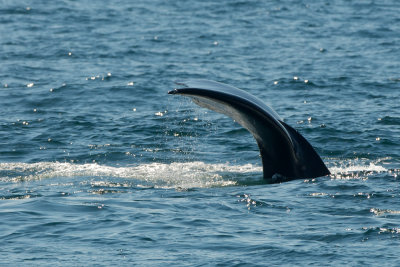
[1,0,399,265]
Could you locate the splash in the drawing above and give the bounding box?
[0,158,395,188]
[0,161,262,189]
[328,158,389,180]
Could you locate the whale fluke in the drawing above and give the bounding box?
[168,79,330,183]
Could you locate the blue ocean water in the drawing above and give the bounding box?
[1,0,400,265]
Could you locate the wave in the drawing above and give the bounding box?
[0,161,262,189]
[0,158,396,189]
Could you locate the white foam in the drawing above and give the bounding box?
[1,159,393,187]
[330,162,387,174]
[0,161,262,189]
[328,159,388,180]
[370,208,400,216]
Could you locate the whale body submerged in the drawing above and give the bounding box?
[168,79,330,183]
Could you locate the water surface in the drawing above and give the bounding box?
[1,0,400,266]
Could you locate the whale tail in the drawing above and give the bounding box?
[168,79,330,183]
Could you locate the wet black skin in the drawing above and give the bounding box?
[169,79,330,183]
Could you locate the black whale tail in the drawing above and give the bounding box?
[168,79,330,183]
